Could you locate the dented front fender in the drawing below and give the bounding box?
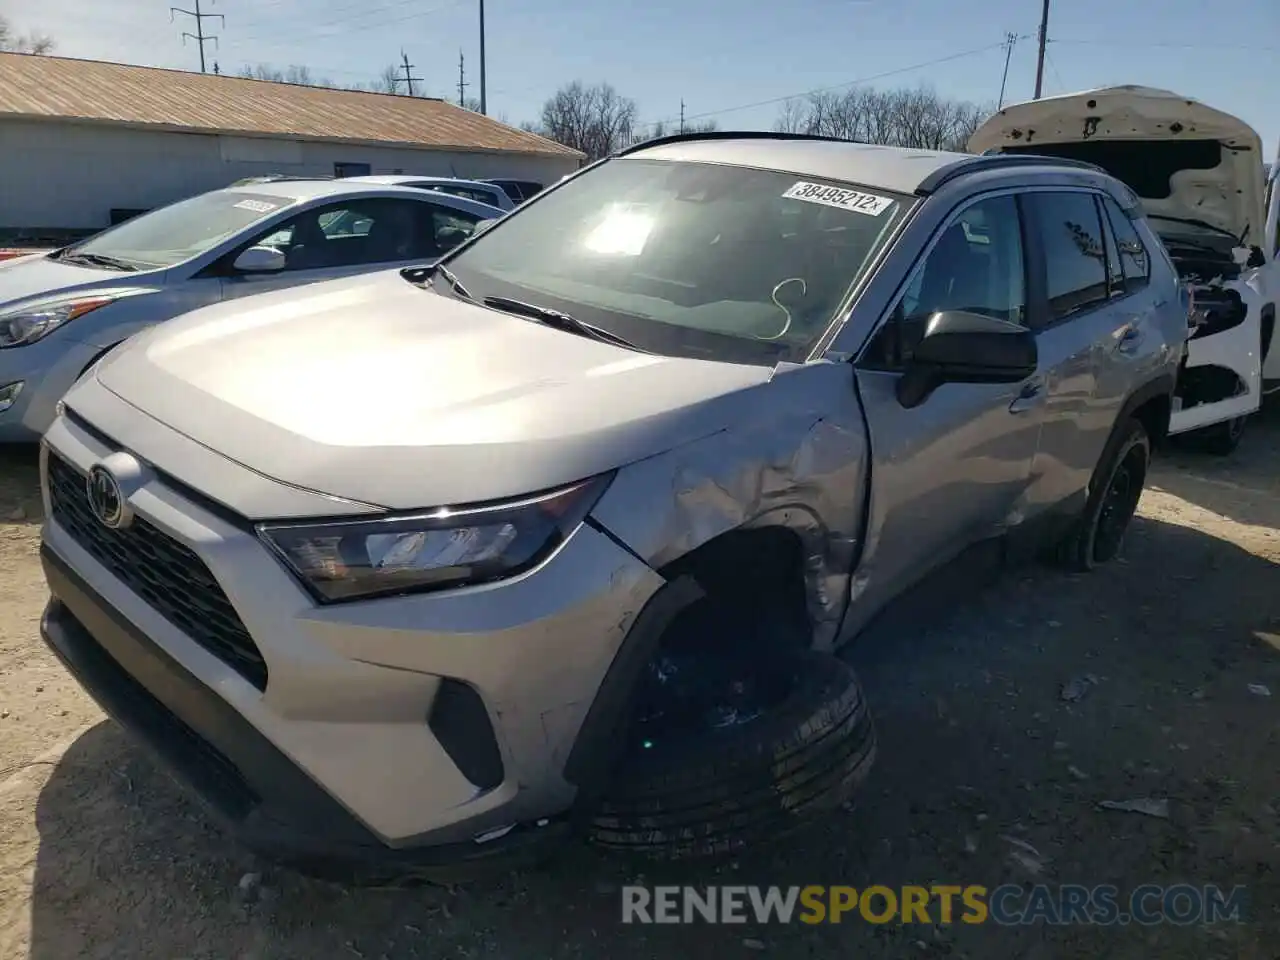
[588,361,869,651]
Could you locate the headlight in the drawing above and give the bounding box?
[258,474,613,602]
[0,295,118,347]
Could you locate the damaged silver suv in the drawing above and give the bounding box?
[38,133,1185,878]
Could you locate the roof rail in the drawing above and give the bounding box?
[917,153,1108,195]
[615,130,860,158]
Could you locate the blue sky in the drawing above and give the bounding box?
[9,0,1279,152]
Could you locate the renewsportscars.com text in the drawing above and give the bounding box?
[621,884,1246,926]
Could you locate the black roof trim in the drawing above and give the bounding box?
[917,153,1108,195]
[614,130,860,158]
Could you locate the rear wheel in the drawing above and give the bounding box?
[1053,418,1150,571]
[586,648,876,862]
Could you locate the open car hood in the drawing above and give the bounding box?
[969,86,1265,244]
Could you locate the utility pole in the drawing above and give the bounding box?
[997,32,1017,109]
[679,99,685,134]
[478,0,487,115]
[457,50,468,106]
[1033,0,1051,100]
[395,50,423,97]
[170,0,223,74]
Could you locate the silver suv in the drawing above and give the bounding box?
[38,133,1185,877]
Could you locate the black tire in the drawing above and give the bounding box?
[586,649,876,862]
[1054,417,1150,572]
[1188,414,1247,456]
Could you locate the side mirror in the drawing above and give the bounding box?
[232,245,286,273]
[896,310,1037,408]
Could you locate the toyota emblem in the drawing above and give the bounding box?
[87,464,126,529]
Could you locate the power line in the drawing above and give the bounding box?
[1044,48,1067,96]
[1051,38,1280,52]
[637,41,1010,130]
[232,0,470,46]
[170,0,224,74]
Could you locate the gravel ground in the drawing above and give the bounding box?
[1,401,1278,959]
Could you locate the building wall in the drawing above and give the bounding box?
[0,118,579,231]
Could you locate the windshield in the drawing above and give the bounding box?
[442,158,911,364]
[69,191,296,269]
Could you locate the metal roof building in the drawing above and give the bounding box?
[0,53,583,237]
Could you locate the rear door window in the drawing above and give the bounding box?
[1026,192,1110,322]
[1100,196,1151,294]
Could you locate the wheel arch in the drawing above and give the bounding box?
[1122,373,1175,454]
[563,512,845,799]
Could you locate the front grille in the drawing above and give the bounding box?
[46,453,268,690]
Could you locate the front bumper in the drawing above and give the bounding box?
[39,410,666,871]
[40,548,572,878]
[0,334,102,442]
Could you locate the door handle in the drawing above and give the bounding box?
[1009,379,1045,413]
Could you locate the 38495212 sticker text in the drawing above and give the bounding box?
[782,182,894,217]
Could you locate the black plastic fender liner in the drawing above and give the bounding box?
[562,575,705,798]
[1117,373,1176,451]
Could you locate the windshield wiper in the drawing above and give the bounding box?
[482,296,644,352]
[403,261,474,300]
[57,251,138,271]
[1147,214,1239,241]
[432,263,473,300]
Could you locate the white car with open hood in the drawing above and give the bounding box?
[971,85,1277,453]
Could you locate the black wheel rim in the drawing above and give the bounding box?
[628,654,797,756]
[1092,447,1145,563]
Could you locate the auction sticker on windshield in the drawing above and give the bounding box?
[782,182,893,217]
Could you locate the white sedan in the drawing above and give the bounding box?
[0,179,503,441]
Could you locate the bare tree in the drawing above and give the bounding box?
[774,97,811,134]
[534,81,637,161]
[238,64,330,87]
[0,15,55,54]
[639,117,718,141]
[773,83,991,152]
[236,62,432,97]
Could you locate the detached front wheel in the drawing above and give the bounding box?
[586,648,876,862]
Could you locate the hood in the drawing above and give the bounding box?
[91,271,774,511]
[0,252,153,307]
[969,86,1265,243]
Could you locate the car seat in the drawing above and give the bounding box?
[915,222,988,316]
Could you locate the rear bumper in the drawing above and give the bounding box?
[39,545,571,880]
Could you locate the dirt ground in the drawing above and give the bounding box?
[1,402,1278,960]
